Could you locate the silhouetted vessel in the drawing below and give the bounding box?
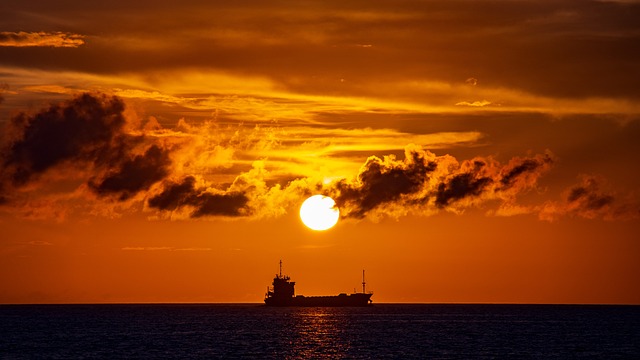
[264,261,373,306]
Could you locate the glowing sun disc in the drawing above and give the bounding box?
[300,195,340,231]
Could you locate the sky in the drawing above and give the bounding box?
[1,0,639,304]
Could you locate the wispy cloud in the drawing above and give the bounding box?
[3,65,639,129]
[121,246,212,251]
[0,31,85,48]
[28,240,53,246]
[456,100,493,107]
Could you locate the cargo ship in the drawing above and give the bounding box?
[264,261,373,306]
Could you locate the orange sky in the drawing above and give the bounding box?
[1,0,639,304]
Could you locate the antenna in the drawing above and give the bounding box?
[362,269,366,293]
[279,259,283,278]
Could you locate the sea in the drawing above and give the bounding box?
[1,304,639,359]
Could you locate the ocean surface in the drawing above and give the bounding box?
[1,304,639,359]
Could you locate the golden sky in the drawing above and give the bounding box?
[1,0,639,304]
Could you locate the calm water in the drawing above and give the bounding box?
[1,304,639,359]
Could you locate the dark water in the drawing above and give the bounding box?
[1,304,639,359]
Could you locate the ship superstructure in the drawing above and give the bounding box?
[264,261,373,306]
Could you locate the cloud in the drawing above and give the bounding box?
[329,146,437,218]
[121,247,172,251]
[499,155,555,191]
[540,175,640,221]
[0,93,170,202]
[455,100,492,107]
[0,91,555,221]
[5,92,625,223]
[435,171,493,208]
[0,93,254,218]
[121,246,211,251]
[2,0,640,107]
[328,145,554,219]
[1,93,127,187]
[29,240,53,246]
[21,85,75,95]
[0,31,85,48]
[89,144,171,201]
[0,93,308,219]
[147,145,553,219]
[147,175,250,218]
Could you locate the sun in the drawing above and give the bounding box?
[299,195,340,231]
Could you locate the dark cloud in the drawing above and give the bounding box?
[89,144,171,201]
[148,176,249,217]
[436,173,492,208]
[329,147,554,218]
[500,156,552,189]
[147,176,198,211]
[330,148,437,218]
[0,92,252,218]
[191,192,249,217]
[566,176,615,211]
[434,153,553,209]
[0,93,171,202]
[566,177,615,211]
[1,93,126,187]
[540,175,640,221]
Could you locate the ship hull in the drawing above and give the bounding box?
[265,293,372,307]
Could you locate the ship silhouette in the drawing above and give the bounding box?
[264,260,373,306]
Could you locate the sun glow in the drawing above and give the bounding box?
[299,195,340,231]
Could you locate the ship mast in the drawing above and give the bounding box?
[362,270,366,293]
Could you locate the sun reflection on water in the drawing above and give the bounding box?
[285,308,351,359]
